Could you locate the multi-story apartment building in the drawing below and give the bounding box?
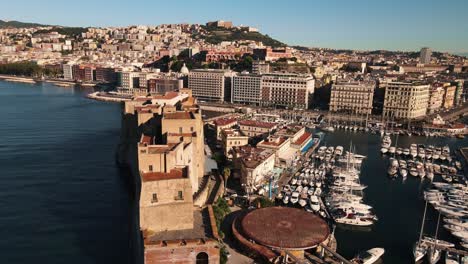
[443,85,456,109]
[72,64,85,81]
[118,71,145,95]
[453,80,464,106]
[238,120,277,137]
[188,69,231,102]
[383,81,430,119]
[252,61,270,74]
[83,65,95,82]
[253,47,292,61]
[231,145,276,191]
[147,77,182,94]
[231,73,315,109]
[261,73,315,109]
[428,86,444,114]
[62,63,74,80]
[231,73,262,105]
[214,117,237,140]
[329,80,375,115]
[220,129,249,158]
[420,47,432,64]
[95,67,117,83]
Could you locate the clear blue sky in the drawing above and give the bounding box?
[2,0,467,53]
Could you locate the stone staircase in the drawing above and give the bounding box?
[193,175,211,207]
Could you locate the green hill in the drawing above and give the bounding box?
[33,27,88,37]
[195,25,286,47]
[0,19,47,28]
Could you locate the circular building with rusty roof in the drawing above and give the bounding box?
[240,207,330,251]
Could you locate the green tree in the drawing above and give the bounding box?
[223,167,230,181]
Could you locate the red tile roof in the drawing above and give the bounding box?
[214,118,237,126]
[293,132,312,145]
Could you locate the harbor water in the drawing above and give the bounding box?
[0,80,466,263]
[0,81,133,264]
[319,129,468,263]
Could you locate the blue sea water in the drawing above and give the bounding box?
[0,81,132,264]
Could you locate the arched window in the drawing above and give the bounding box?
[196,252,209,264]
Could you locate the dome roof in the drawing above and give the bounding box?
[180,63,189,74]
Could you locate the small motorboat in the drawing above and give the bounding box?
[427,246,441,264]
[309,195,320,212]
[396,147,403,155]
[403,148,410,156]
[351,248,385,264]
[413,242,427,263]
[290,192,300,204]
[445,251,460,264]
[298,198,307,207]
[399,168,408,178]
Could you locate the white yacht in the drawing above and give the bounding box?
[298,198,307,207]
[396,147,403,155]
[381,135,391,149]
[399,168,408,178]
[403,148,410,156]
[335,215,374,227]
[413,242,427,263]
[410,144,418,158]
[427,246,441,264]
[290,192,299,204]
[351,248,385,264]
[309,195,320,212]
[410,167,419,177]
[414,201,428,263]
[335,146,344,156]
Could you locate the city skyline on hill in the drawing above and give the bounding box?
[1,0,467,53]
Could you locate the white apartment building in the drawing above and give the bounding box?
[231,73,262,105]
[118,71,146,95]
[252,61,270,74]
[261,73,315,109]
[231,73,315,109]
[188,69,230,102]
[62,63,74,80]
[420,47,432,64]
[383,81,430,119]
[428,86,444,114]
[330,80,375,115]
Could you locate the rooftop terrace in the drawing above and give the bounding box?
[141,167,187,182]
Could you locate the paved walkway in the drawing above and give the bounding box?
[221,207,255,264]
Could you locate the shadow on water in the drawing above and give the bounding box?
[40,130,136,264]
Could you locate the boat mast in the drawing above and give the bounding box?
[434,211,441,243]
[418,200,428,243]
